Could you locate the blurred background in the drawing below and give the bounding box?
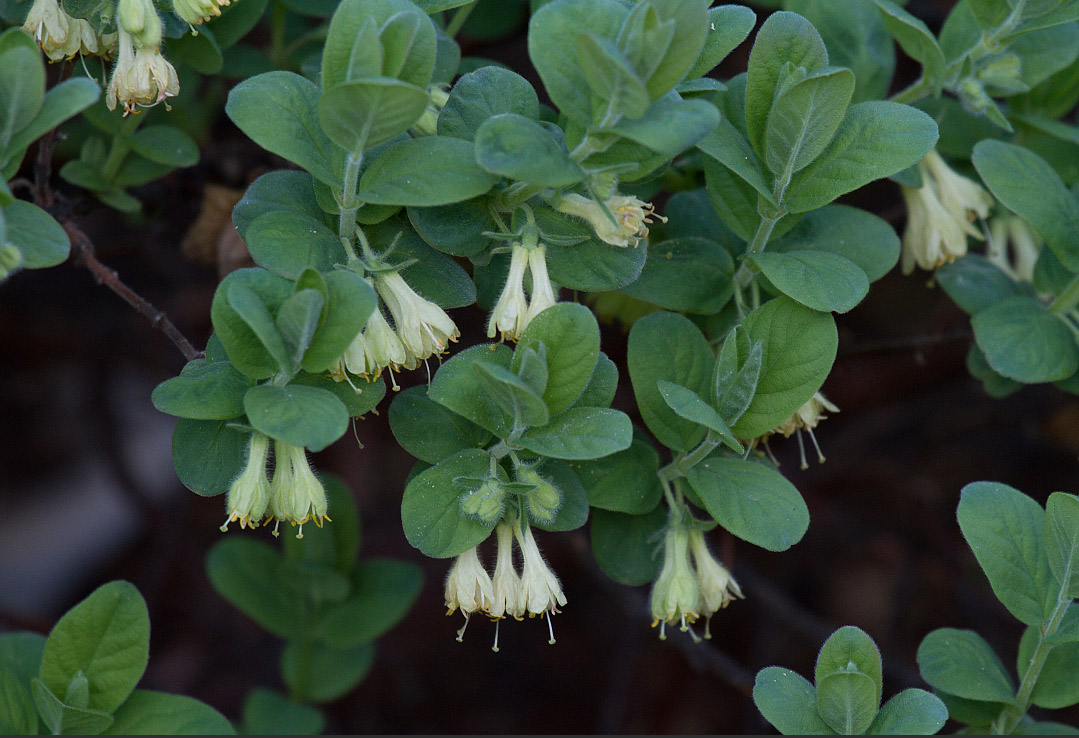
[3,0,1079,732]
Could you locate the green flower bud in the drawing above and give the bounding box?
[0,244,23,272]
[117,0,161,48]
[517,466,561,525]
[650,524,699,639]
[459,478,505,524]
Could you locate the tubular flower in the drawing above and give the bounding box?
[650,525,700,640]
[106,29,179,114]
[268,441,329,538]
[220,432,271,531]
[525,245,557,324]
[487,244,530,341]
[554,192,665,248]
[376,271,459,366]
[412,87,450,137]
[687,529,743,639]
[770,391,839,469]
[444,546,495,642]
[173,0,231,26]
[987,215,1042,283]
[487,522,521,621]
[901,150,993,274]
[22,0,70,59]
[513,523,567,629]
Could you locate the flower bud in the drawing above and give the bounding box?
[411,86,450,136]
[459,478,505,525]
[0,244,23,272]
[516,465,561,525]
[220,432,271,531]
[117,0,161,48]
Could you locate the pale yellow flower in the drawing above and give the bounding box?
[221,432,271,531]
[555,192,664,248]
[106,29,179,115]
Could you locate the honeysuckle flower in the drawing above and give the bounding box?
[987,215,1042,283]
[173,0,231,26]
[901,150,993,274]
[687,529,743,640]
[412,87,450,137]
[106,29,179,114]
[554,192,665,248]
[487,522,521,621]
[444,546,495,641]
[23,0,70,58]
[488,245,530,341]
[525,245,557,324]
[268,441,329,538]
[650,525,700,640]
[117,0,161,47]
[376,271,459,367]
[770,391,839,469]
[220,432,270,531]
[513,522,566,626]
[0,244,23,282]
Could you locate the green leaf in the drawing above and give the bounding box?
[318,77,430,152]
[474,362,550,428]
[530,459,590,532]
[874,0,946,91]
[365,217,476,308]
[389,385,492,464]
[1013,722,1079,735]
[40,581,149,713]
[170,418,248,497]
[0,632,46,686]
[152,360,252,420]
[168,23,223,74]
[535,207,647,291]
[0,665,36,735]
[744,10,829,157]
[31,679,114,736]
[240,689,323,735]
[697,113,776,206]
[0,31,43,153]
[753,666,838,735]
[518,407,632,460]
[428,343,515,436]
[732,297,838,439]
[1046,492,1079,599]
[276,289,325,369]
[302,270,377,374]
[280,641,374,704]
[233,171,326,239]
[401,448,495,557]
[958,481,1057,625]
[687,457,809,551]
[1018,625,1079,709]
[589,506,667,586]
[225,72,337,185]
[212,269,295,380]
[127,126,198,168]
[318,559,423,646]
[972,297,1079,383]
[749,251,869,313]
[765,67,856,182]
[816,626,883,704]
[474,113,582,187]
[769,204,899,283]
[357,135,498,206]
[641,0,710,99]
[104,690,234,735]
[917,627,1015,703]
[686,5,756,79]
[972,140,1079,272]
[206,538,307,640]
[3,199,70,270]
[513,301,600,415]
[2,78,99,170]
[937,255,1022,315]
[407,198,494,257]
[527,0,628,123]
[438,66,539,140]
[244,211,347,280]
[866,689,948,735]
[577,32,649,118]
[657,381,743,453]
[628,311,714,451]
[816,672,879,735]
[570,432,662,514]
[785,101,939,213]
[571,351,619,410]
[243,384,349,452]
[713,327,763,425]
[620,237,734,314]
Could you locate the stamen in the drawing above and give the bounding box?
[546,612,556,645]
[796,429,809,471]
[456,613,470,643]
[763,439,780,467]
[685,621,702,644]
[807,428,826,464]
[492,619,501,653]
[704,615,713,640]
[659,620,667,640]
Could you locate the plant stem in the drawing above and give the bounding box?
[338,152,364,262]
[659,431,721,484]
[733,212,781,290]
[270,0,288,69]
[445,1,478,38]
[1050,274,1079,314]
[101,114,142,183]
[992,597,1072,734]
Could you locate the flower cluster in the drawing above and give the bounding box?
[331,271,459,388]
[220,433,329,538]
[487,244,558,341]
[105,0,180,115]
[986,215,1042,283]
[444,520,567,651]
[22,0,116,61]
[650,522,742,641]
[768,391,839,470]
[555,192,665,248]
[901,150,994,274]
[173,0,231,26]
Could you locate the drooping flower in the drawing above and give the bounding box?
[376,271,459,367]
[488,244,530,341]
[525,245,557,323]
[987,215,1042,283]
[513,522,566,634]
[105,29,179,114]
[901,151,993,274]
[687,529,743,639]
[444,545,495,642]
[22,0,70,59]
[220,432,271,531]
[268,441,329,538]
[771,391,839,469]
[650,524,700,640]
[554,192,665,248]
[173,0,231,27]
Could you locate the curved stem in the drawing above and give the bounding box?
[445,1,478,38]
[338,152,364,262]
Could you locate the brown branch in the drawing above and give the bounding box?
[64,221,204,362]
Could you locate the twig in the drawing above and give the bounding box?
[64,221,203,362]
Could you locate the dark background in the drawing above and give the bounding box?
[3,0,1079,732]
